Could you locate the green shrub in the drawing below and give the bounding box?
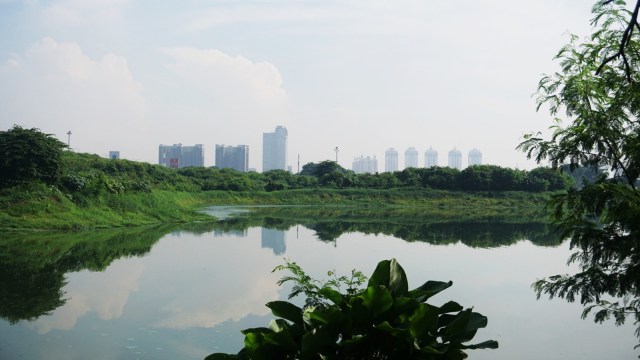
[206,259,497,360]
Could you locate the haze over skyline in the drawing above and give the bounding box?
[0,0,595,171]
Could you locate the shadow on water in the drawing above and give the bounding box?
[206,205,562,248]
[0,206,559,327]
[0,225,179,324]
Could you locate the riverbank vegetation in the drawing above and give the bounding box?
[0,126,574,230]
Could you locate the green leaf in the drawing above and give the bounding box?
[204,354,240,360]
[439,301,463,314]
[408,280,453,303]
[409,303,439,339]
[266,301,303,325]
[318,287,344,305]
[460,340,499,350]
[359,285,393,317]
[368,258,409,297]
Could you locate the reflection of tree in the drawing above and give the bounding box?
[0,263,66,324]
[213,206,560,248]
[0,225,176,323]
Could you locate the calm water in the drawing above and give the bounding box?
[0,207,637,360]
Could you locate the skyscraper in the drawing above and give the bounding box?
[404,147,418,169]
[262,126,288,172]
[385,148,398,172]
[468,148,482,166]
[352,155,378,174]
[448,147,462,170]
[158,144,204,168]
[216,145,249,172]
[424,147,438,167]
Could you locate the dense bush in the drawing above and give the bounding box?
[206,259,497,359]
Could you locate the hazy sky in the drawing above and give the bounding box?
[0,0,598,171]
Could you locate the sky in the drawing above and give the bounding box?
[0,0,599,171]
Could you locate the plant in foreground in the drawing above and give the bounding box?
[206,258,497,359]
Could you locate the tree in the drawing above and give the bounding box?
[0,126,67,188]
[518,0,640,348]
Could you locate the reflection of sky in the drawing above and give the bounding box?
[1,226,638,359]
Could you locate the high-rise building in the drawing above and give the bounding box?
[468,148,482,166]
[158,143,204,168]
[424,147,438,167]
[352,155,378,174]
[385,148,398,172]
[405,147,419,169]
[108,151,120,160]
[262,126,288,172]
[216,145,249,172]
[448,147,462,170]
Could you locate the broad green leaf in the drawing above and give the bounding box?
[359,285,393,317]
[460,340,499,350]
[409,280,453,303]
[240,327,272,335]
[368,259,408,296]
[266,301,303,325]
[204,354,240,360]
[409,303,439,339]
[318,287,344,305]
[439,301,463,314]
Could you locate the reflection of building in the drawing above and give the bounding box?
[468,148,482,166]
[159,144,205,168]
[352,155,378,174]
[262,126,288,172]
[215,145,249,172]
[214,229,248,237]
[404,147,418,169]
[385,148,398,172]
[424,147,438,167]
[108,151,120,160]
[262,228,286,255]
[448,147,462,170]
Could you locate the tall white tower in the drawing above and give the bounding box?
[385,148,398,172]
[262,126,288,172]
[448,147,462,170]
[404,147,419,169]
[468,148,482,166]
[424,147,438,167]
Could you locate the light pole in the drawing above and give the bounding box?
[334,147,339,163]
[67,131,72,150]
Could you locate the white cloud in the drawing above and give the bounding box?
[0,37,150,159]
[151,47,289,168]
[28,260,144,334]
[161,47,287,110]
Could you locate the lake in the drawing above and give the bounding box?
[0,206,637,359]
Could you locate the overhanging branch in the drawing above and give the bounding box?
[595,0,640,82]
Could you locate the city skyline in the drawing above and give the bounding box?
[0,2,599,171]
[152,141,485,172]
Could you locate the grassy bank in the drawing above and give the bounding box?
[0,183,211,230]
[0,182,554,231]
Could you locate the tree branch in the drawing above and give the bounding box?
[596,0,640,82]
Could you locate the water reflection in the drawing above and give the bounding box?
[1,207,637,359]
[261,228,286,255]
[207,206,560,248]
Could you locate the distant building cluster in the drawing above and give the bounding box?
[158,143,205,169]
[156,126,288,172]
[383,147,482,171]
[215,145,249,172]
[352,155,378,174]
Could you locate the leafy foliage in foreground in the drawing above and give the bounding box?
[206,259,497,360]
[519,0,640,350]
